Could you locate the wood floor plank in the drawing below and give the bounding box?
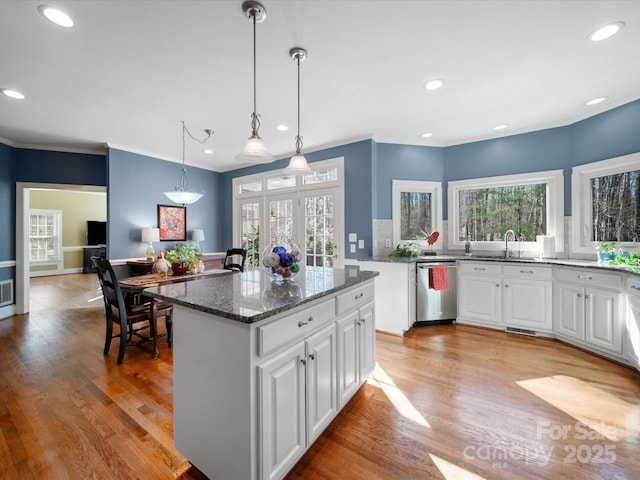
[1,273,639,479]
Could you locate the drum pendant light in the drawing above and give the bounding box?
[283,47,313,175]
[235,1,274,164]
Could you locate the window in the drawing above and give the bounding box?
[232,157,344,268]
[448,170,564,253]
[572,152,640,253]
[392,180,442,248]
[29,210,62,262]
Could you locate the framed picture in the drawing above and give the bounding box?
[157,205,186,241]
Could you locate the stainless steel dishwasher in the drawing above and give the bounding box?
[416,261,457,326]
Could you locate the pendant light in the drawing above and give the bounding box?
[283,47,313,176]
[235,1,274,164]
[163,121,212,205]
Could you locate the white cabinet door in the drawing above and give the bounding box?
[258,343,306,480]
[585,287,621,354]
[458,275,501,326]
[358,302,376,381]
[336,310,360,407]
[503,278,552,330]
[627,296,640,368]
[305,323,337,444]
[553,282,585,340]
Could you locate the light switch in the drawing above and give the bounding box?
[350,244,356,253]
[349,233,357,242]
[358,239,364,249]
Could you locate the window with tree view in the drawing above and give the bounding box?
[400,192,432,240]
[591,170,640,242]
[457,184,547,241]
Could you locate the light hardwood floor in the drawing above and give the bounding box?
[1,273,639,479]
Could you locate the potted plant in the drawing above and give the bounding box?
[165,243,202,276]
[594,241,616,263]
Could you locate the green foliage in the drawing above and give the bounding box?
[611,251,640,266]
[594,241,617,253]
[392,241,420,257]
[242,225,260,268]
[164,243,201,265]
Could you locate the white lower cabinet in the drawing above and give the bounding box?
[457,262,502,328]
[502,265,552,331]
[336,301,375,407]
[553,267,623,357]
[626,278,640,369]
[258,322,336,480]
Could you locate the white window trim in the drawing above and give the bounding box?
[572,152,640,255]
[448,169,564,254]
[232,157,345,261]
[29,209,63,264]
[392,180,443,250]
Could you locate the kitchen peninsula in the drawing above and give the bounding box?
[144,267,379,480]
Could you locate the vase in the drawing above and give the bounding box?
[171,262,189,276]
[262,243,303,281]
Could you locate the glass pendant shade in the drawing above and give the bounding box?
[235,135,274,163]
[283,153,312,175]
[163,189,204,205]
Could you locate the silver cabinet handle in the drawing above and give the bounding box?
[297,317,313,327]
[631,285,640,291]
[520,270,534,274]
[577,275,593,280]
[505,284,509,288]
[355,292,364,300]
[585,294,590,299]
[577,293,582,298]
[474,267,486,271]
[309,353,315,361]
[300,358,307,365]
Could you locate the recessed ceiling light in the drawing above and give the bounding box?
[37,5,74,27]
[276,124,288,132]
[589,21,624,41]
[586,96,607,106]
[424,79,443,91]
[494,125,507,131]
[1,89,25,100]
[203,148,214,155]
[421,133,433,138]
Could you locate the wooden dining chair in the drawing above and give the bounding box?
[91,256,173,364]
[223,248,247,272]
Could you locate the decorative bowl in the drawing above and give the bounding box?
[262,243,303,281]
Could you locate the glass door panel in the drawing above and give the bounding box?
[301,188,341,268]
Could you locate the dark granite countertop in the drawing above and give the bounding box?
[357,254,640,276]
[143,266,379,324]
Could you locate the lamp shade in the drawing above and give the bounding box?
[141,227,160,243]
[235,136,274,164]
[192,229,205,242]
[163,190,204,205]
[283,153,313,175]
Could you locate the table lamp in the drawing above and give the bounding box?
[192,229,205,253]
[142,227,160,261]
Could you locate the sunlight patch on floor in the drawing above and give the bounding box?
[367,363,431,428]
[517,375,640,441]
[429,453,488,480]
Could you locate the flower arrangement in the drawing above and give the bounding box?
[164,243,202,275]
[262,243,302,281]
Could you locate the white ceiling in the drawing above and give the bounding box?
[1,0,639,173]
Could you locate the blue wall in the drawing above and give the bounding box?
[15,148,106,186]
[0,143,14,282]
[107,148,223,259]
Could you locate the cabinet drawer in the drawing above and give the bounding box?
[628,276,640,296]
[503,264,552,280]
[554,267,623,289]
[458,261,501,276]
[258,298,335,357]
[335,282,375,315]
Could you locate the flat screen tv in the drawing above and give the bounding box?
[87,221,107,246]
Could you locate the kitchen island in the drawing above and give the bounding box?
[144,266,379,480]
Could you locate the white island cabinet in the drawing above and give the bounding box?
[144,268,378,480]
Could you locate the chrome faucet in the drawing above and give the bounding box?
[504,229,516,258]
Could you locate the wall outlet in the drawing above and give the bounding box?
[350,244,356,253]
[358,239,364,249]
[385,239,391,248]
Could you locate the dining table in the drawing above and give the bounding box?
[119,268,234,358]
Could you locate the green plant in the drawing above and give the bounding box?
[164,243,201,265]
[391,241,420,257]
[611,251,640,266]
[242,225,260,268]
[594,241,617,252]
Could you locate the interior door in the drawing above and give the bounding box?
[300,187,342,268]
